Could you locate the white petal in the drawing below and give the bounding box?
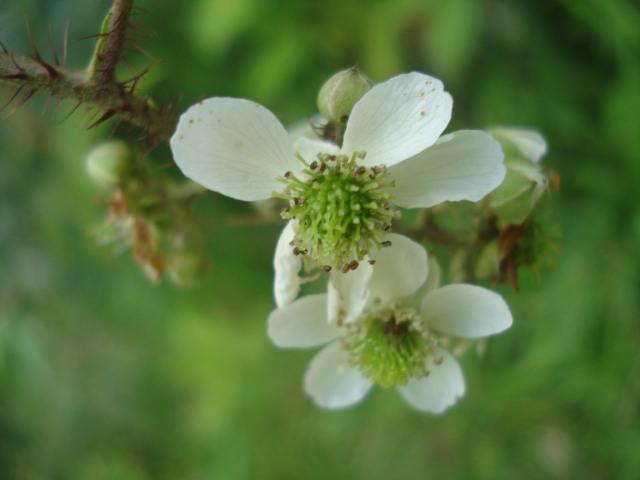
[397,348,465,414]
[487,127,548,163]
[170,97,298,201]
[274,222,302,308]
[267,294,341,348]
[304,341,373,408]
[327,261,373,324]
[293,136,340,163]
[421,284,513,339]
[390,130,506,209]
[367,233,428,304]
[342,72,452,168]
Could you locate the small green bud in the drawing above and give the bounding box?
[317,66,372,124]
[486,127,547,164]
[86,141,134,188]
[488,157,549,225]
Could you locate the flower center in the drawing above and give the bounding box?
[342,304,434,387]
[274,151,399,270]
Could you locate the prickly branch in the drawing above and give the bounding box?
[0,0,177,144]
[0,53,174,141]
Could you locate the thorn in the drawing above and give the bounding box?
[56,101,82,125]
[127,21,158,38]
[1,85,23,113]
[51,97,63,117]
[63,21,69,67]
[33,56,59,79]
[9,54,26,73]
[109,117,124,137]
[4,88,36,118]
[1,73,29,81]
[124,63,157,94]
[48,24,59,65]
[132,6,161,20]
[125,41,157,62]
[86,109,116,129]
[22,12,41,60]
[77,28,116,43]
[42,94,54,116]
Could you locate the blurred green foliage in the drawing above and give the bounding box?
[1,0,639,478]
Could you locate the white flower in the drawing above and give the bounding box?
[267,234,513,414]
[171,72,506,269]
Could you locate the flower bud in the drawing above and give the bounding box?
[317,66,372,124]
[486,128,551,226]
[86,141,134,188]
[486,127,547,164]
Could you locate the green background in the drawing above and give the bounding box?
[1,0,639,478]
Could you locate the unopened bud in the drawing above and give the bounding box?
[317,66,372,124]
[86,141,134,188]
[486,128,551,226]
[486,127,547,164]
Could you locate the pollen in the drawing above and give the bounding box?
[273,151,399,269]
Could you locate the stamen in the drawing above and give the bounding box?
[343,304,433,387]
[276,151,398,269]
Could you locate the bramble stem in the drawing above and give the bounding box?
[0,0,177,144]
[0,53,177,142]
[93,0,134,87]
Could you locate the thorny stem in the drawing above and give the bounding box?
[0,0,177,144]
[0,53,177,142]
[93,0,133,87]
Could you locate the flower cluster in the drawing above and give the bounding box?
[169,69,519,413]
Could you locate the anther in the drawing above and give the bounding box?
[355,166,366,176]
[293,247,301,255]
[323,265,332,272]
[382,241,392,248]
[349,260,359,270]
[368,260,376,265]
[310,161,318,170]
[342,263,351,274]
[319,163,327,172]
[382,224,390,231]
[357,151,367,159]
[284,171,292,178]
